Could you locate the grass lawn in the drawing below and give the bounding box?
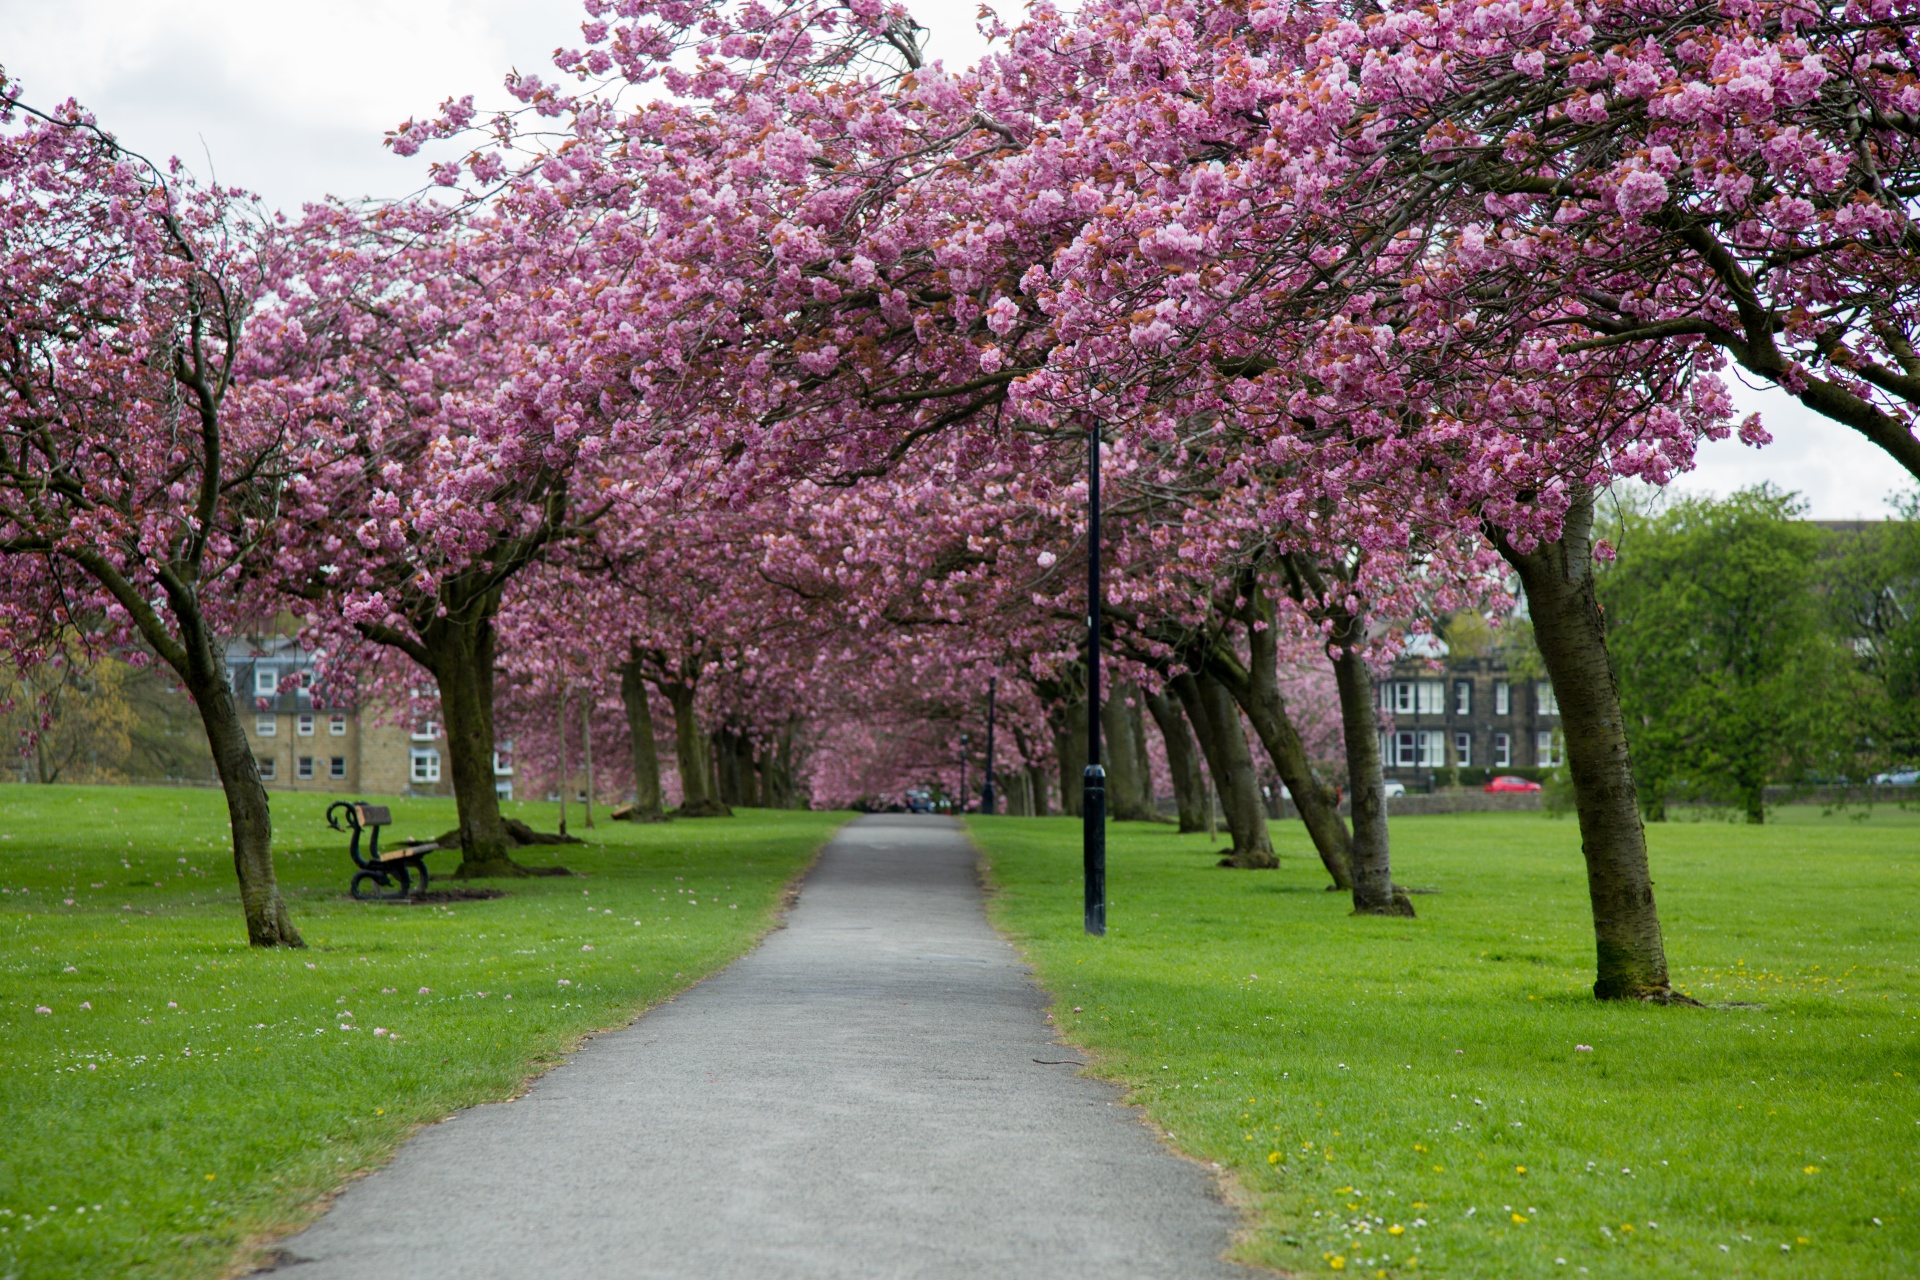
[0,784,845,1279]
[970,806,1920,1278]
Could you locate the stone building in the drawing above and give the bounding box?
[1375,651,1563,787]
[224,636,512,799]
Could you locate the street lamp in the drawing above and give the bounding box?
[1084,421,1106,936]
[981,677,998,815]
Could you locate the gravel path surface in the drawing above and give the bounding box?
[269,814,1252,1279]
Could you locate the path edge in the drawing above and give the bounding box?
[962,820,1294,1279]
[227,819,851,1279]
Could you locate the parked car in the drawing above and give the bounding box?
[1871,768,1920,786]
[1381,780,1407,799]
[904,789,934,813]
[1484,775,1543,794]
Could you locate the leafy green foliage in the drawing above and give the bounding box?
[0,785,842,1279]
[1598,487,1882,820]
[1822,493,1920,766]
[973,812,1920,1279]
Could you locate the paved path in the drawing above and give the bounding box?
[273,815,1251,1279]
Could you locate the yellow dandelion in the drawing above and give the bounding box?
[1620,1224,1634,1234]
[1329,1257,1346,1271]
[1389,1224,1405,1236]
[1269,1152,1282,1165]
[1804,1165,1819,1175]
[1433,1165,1445,1173]
[1797,1237,1809,1244]
[1515,1165,1527,1174]
[1512,1213,1528,1224]
[1414,1143,1427,1153]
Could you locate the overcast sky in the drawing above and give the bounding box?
[3,0,1903,518]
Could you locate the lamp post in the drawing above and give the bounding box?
[1084,421,1106,936]
[981,677,998,815]
[959,731,970,814]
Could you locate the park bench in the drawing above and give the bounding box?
[328,802,439,900]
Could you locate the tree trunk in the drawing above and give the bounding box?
[557,688,570,837]
[1327,624,1412,916]
[1208,613,1353,888]
[1028,764,1052,816]
[182,650,302,947]
[1053,702,1086,817]
[1491,492,1678,1002]
[663,682,730,816]
[582,699,596,828]
[421,615,521,877]
[1146,689,1208,833]
[1173,671,1276,868]
[1100,684,1156,821]
[618,658,665,819]
[1128,690,1156,817]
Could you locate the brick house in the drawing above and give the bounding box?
[1375,646,1563,787]
[224,636,512,799]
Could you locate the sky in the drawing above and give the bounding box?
[2,0,1904,519]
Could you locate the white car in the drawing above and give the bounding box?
[1381,780,1407,799]
[1871,769,1920,786]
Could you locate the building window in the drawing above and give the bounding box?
[1537,682,1560,716]
[410,747,442,784]
[1417,729,1446,767]
[1395,730,1417,767]
[1454,731,1472,767]
[1454,681,1472,715]
[255,715,276,737]
[1416,681,1445,715]
[1392,682,1415,715]
[329,715,347,736]
[296,714,314,736]
[256,756,277,780]
[1537,730,1560,768]
[411,720,440,742]
[254,668,278,696]
[493,749,513,777]
[1494,732,1512,767]
[495,779,514,801]
[296,756,315,780]
[1494,681,1510,715]
[329,756,347,780]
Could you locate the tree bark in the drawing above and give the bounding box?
[1053,701,1086,817]
[1146,689,1208,833]
[1173,671,1276,868]
[1491,491,1678,1002]
[662,681,730,816]
[1129,690,1157,817]
[1206,623,1352,887]
[183,647,302,947]
[618,658,665,819]
[420,614,521,877]
[1327,625,1412,916]
[1100,683,1156,821]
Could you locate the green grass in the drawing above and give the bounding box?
[969,809,1920,1278]
[0,784,845,1279]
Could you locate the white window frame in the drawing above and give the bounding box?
[1395,730,1417,767]
[296,713,314,737]
[328,715,348,736]
[1494,681,1511,716]
[296,756,315,780]
[1537,730,1560,768]
[1454,681,1472,715]
[1537,682,1560,716]
[1392,682,1415,715]
[254,668,278,696]
[493,750,513,777]
[410,747,442,784]
[1417,729,1446,768]
[1494,732,1512,768]
[329,756,347,779]
[256,756,277,780]
[410,720,440,743]
[255,715,277,737]
[1453,731,1472,767]
[1416,681,1446,715]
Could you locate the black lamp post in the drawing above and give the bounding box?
[981,677,998,815]
[1084,421,1106,936]
[959,731,970,814]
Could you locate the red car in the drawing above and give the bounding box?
[1484,775,1543,794]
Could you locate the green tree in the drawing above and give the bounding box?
[1598,486,1874,822]
[1823,493,1920,768]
